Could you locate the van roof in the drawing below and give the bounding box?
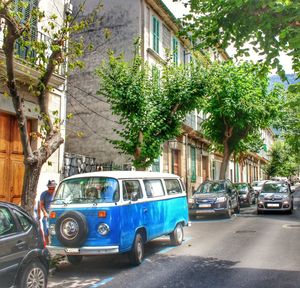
[63,171,181,181]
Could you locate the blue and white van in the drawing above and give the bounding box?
[47,171,189,265]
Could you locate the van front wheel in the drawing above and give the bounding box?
[170,223,184,246]
[129,233,144,266]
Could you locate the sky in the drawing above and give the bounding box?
[163,0,294,75]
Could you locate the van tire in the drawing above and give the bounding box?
[67,255,83,265]
[55,211,88,247]
[170,223,183,246]
[129,233,144,266]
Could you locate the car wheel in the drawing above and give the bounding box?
[257,209,263,215]
[18,260,47,288]
[234,202,240,214]
[67,255,83,265]
[170,223,184,246]
[129,233,144,266]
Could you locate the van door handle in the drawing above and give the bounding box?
[16,241,26,249]
[143,208,148,213]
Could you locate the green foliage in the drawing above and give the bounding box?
[96,48,202,169]
[197,61,283,178]
[183,0,300,79]
[277,90,300,163]
[201,61,282,149]
[264,141,298,177]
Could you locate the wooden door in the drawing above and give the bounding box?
[0,112,31,204]
[171,149,181,176]
[0,113,10,202]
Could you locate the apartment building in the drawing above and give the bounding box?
[0,0,68,203]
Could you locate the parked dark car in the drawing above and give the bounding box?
[189,179,240,218]
[257,181,294,214]
[0,201,50,288]
[234,183,256,206]
[251,180,267,198]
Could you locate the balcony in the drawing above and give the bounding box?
[0,26,66,88]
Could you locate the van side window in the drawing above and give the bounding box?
[144,179,164,198]
[123,180,143,201]
[165,179,182,195]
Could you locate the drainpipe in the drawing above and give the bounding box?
[185,133,189,196]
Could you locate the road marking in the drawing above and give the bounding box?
[157,237,193,254]
[89,277,114,287]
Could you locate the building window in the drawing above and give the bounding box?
[172,37,178,65]
[14,0,38,59]
[191,146,196,182]
[162,24,171,57]
[152,156,160,172]
[152,16,160,53]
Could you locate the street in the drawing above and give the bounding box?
[48,190,300,288]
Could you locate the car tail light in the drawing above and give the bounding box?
[50,211,56,219]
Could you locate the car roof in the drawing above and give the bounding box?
[63,171,181,181]
[0,201,31,217]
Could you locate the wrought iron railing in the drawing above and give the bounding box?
[0,27,66,77]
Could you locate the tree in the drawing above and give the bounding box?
[264,141,298,178]
[280,90,300,164]
[181,0,300,79]
[0,0,98,214]
[96,47,203,170]
[198,61,283,179]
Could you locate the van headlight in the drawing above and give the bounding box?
[98,223,110,236]
[49,224,56,236]
[215,197,227,203]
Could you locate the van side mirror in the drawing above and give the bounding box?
[131,192,139,202]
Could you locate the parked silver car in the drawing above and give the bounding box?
[257,181,294,214]
[251,180,267,198]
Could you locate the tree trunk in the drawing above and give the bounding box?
[219,141,231,180]
[21,162,43,216]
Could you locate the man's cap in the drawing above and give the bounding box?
[47,180,57,187]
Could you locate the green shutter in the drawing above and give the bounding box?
[152,16,160,53]
[172,37,178,65]
[191,147,196,182]
[14,0,38,59]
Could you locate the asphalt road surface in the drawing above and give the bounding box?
[48,190,300,288]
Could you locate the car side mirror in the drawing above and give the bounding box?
[131,192,139,202]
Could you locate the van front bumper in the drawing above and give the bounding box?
[47,245,119,256]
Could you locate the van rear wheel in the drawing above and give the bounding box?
[129,233,144,266]
[170,223,183,246]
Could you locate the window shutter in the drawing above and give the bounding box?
[152,16,160,53]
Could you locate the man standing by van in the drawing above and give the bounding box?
[40,180,57,244]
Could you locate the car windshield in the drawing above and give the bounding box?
[235,184,248,194]
[252,181,264,187]
[262,183,288,194]
[53,177,119,204]
[195,182,225,194]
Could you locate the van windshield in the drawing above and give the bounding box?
[53,177,119,204]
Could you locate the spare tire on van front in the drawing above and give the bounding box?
[55,211,88,247]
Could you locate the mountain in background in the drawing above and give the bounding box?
[269,74,299,89]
